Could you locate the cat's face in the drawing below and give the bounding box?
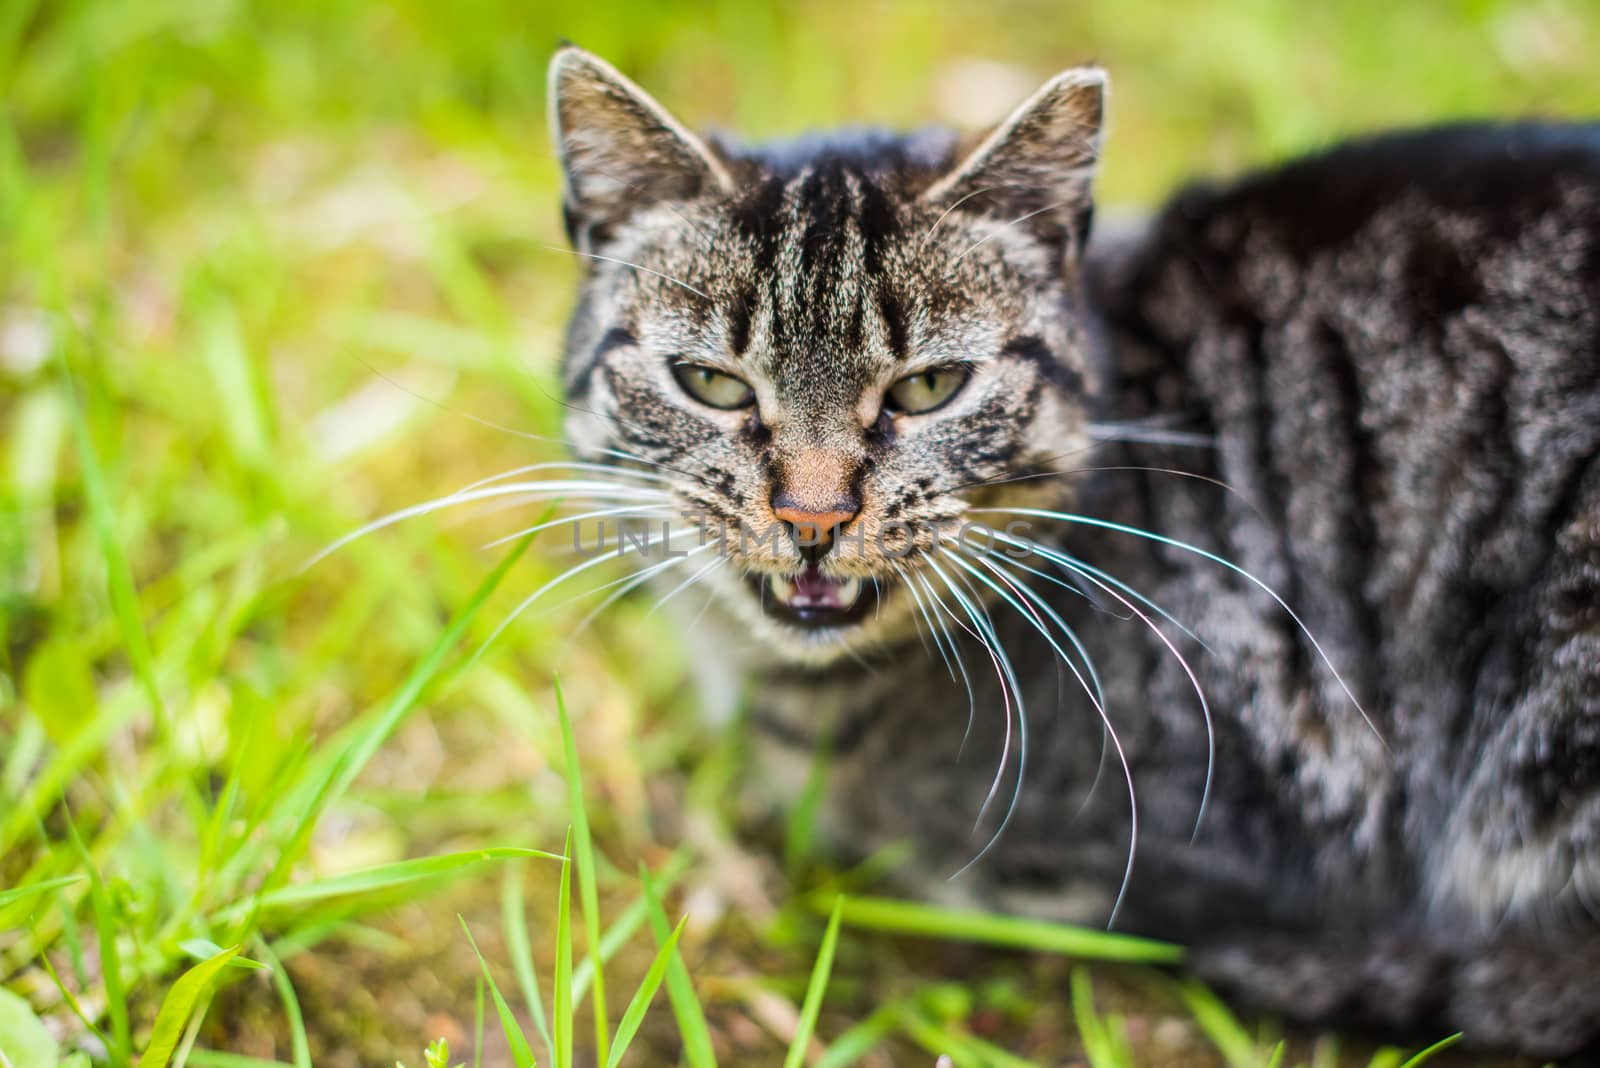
[551,48,1105,662]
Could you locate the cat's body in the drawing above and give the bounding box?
[547,49,1600,1055]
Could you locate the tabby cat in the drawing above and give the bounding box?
[545,46,1600,1056]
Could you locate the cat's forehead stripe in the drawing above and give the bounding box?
[725,162,921,372]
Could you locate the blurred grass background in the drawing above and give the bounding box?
[3,1,1598,1065]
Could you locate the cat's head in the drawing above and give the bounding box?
[550,47,1105,662]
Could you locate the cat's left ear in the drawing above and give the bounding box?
[923,67,1106,263]
[548,46,733,253]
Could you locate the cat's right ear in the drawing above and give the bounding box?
[548,47,732,253]
[922,67,1106,262]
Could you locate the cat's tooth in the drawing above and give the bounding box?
[770,575,797,605]
[836,576,862,605]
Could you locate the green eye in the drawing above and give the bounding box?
[885,367,969,414]
[671,363,756,409]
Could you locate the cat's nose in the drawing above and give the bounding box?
[771,491,861,562]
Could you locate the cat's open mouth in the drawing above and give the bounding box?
[750,565,881,628]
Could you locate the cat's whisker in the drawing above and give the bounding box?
[955,534,1107,612]
[546,388,731,493]
[898,562,979,756]
[923,554,1027,865]
[647,553,728,618]
[456,460,679,495]
[307,480,674,569]
[478,506,677,551]
[993,535,1211,653]
[955,545,1112,817]
[942,543,1139,928]
[893,560,958,681]
[1085,421,1217,448]
[562,537,723,648]
[938,458,1249,507]
[954,543,1107,711]
[340,354,710,491]
[468,524,706,668]
[924,569,1016,834]
[976,522,1216,842]
[969,506,1387,749]
[541,243,712,300]
[950,195,1087,264]
[915,563,1009,789]
[575,165,717,247]
[919,184,999,248]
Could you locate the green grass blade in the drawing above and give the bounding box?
[554,830,574,1068]
[783,897,844,1068]
[555,680,609,1068]
[0,985,57,1068]
[218,846,560,918]
[604,916,686,1068]
[62,363,165,732]
[815,1005,897,1068]
[502,865,555,1064]
[253,939,311,1068]
[35,950,109,1052]
[186,1053,296,1068]
[1071,968,1128,1068]
[925,1026,1037,1068]
[474,975,485,1068]
[573,852,690,1007]
[828,896,1183,964]
[1396,1034,1463,1068]
[0,875,82,911]
[1171,979,1261,1068]
[67,820,129,1066]
[139,945,241,1068]
[460,917,539,1068]
[260,532,537,897]
[640,863,717,1068]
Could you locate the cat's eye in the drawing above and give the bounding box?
[671,363,756,409]
[884,367,969,415]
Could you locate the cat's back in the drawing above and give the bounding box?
[1090,120,1600,921]
[1166,121,1600,251]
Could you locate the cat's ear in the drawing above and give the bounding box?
[923,67,1106,261]
[548,47,732,252]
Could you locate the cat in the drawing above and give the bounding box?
[546,46,1600,1057]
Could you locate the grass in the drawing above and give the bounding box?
[2,0,1595,1064]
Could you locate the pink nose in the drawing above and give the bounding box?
[771,500,859,534]
[771,491,861,560]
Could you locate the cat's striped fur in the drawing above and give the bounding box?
[549,47,1600,1056]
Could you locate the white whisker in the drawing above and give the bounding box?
[1085,422,1217,448]
[467,524,702,667]
[307,480,673,568]
[920,185,997,248]
[562,538,722,646]
[543,243,712,300]
[899,563,978,757]
[647,553,727,618]
[479,506,676,551]
[978,525,1214,845]
[456,460,678,494]
[941,541,1139,927]
[923,554,1026,870]
[969,506,1385,749]
[951,196,1084,264]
